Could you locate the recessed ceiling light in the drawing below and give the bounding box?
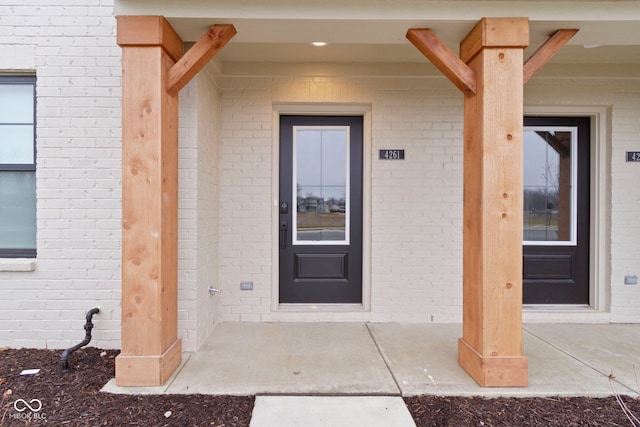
[311,41,328,47]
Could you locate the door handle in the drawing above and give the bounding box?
[280,220,288,249]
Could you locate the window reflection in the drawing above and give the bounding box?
[295,128,348,243]
[523,129,574,243]
[0,84,35,164]
[0,171,36,249]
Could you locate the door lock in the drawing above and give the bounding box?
[280,202,288,214]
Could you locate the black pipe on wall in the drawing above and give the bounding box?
[61,307,100,371]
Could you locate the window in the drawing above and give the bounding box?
[293,126,350,245]
[0,76,36,258]
[523,126,578,246]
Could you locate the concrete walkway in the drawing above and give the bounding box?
[103,322,639,426]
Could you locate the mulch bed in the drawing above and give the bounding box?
[405,395,640,426]
[1,347,638,426]
[0,347,252,426]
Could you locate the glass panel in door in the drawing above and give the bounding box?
[523,127,577,245]
[294,127,349,244]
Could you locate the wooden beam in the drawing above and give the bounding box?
[523,29,578,84]
[166,24,236,97]
[406,28,477,96]
[115,16,182,386]
[458,17,529,387]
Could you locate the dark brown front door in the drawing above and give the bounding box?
[279,115,363,303]
[523,116,590,304]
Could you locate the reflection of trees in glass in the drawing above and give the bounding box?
[294,128,348,241]
[523,130,572,242]
[524,188,558,230]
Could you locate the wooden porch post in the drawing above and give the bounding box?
[411,16,582,387]
[115,16,184,386]
[408,18,528,386]
[115,16,236,387]
[408,19,576,387]
[457,18,529,386]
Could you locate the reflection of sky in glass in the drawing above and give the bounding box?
[524,130,560,188]
[0,125,34,164]
[0,84,33,123]
[0,84,35,165]
[296,129,347,200]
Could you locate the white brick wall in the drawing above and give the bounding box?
[177,76,199,350]
[0,0,122,349]
[369,85,463,323]
[609,90,640,322]
[217,78,274,322]
[195,62,223,347]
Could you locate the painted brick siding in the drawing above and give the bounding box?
[217,79,274,322]
[177,78,199,350]
[609,89,640,322]
[370,86,463,323]
[176,63,223,352]
[0,0,123,349]
[195,62,223,346]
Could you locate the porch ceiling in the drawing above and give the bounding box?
[169,19,640,64]
[115,1,640,65]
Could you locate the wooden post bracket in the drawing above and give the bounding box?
[166,24,237,96]
[406,27,578,92]
[406,28,477,96]
[523,29,579,84]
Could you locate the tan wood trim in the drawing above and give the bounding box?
[406,28,476,96]
[116,16,182,386]
[166,24,236,96]
[459,21,529,386]
[459,339,528,387]
[460,18,529,64]
[116,15,184,62]
[115,339,182,387]
[119,46,179,357]
[523,29,579,84]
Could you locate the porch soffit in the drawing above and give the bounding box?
[115,1,640,73]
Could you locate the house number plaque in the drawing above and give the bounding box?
[379,149,405,160]
[626,151,640,162]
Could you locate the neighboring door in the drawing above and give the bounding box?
[523,116,590,304]
[279,115,363,303]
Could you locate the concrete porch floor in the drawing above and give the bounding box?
[103,322,639,398]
